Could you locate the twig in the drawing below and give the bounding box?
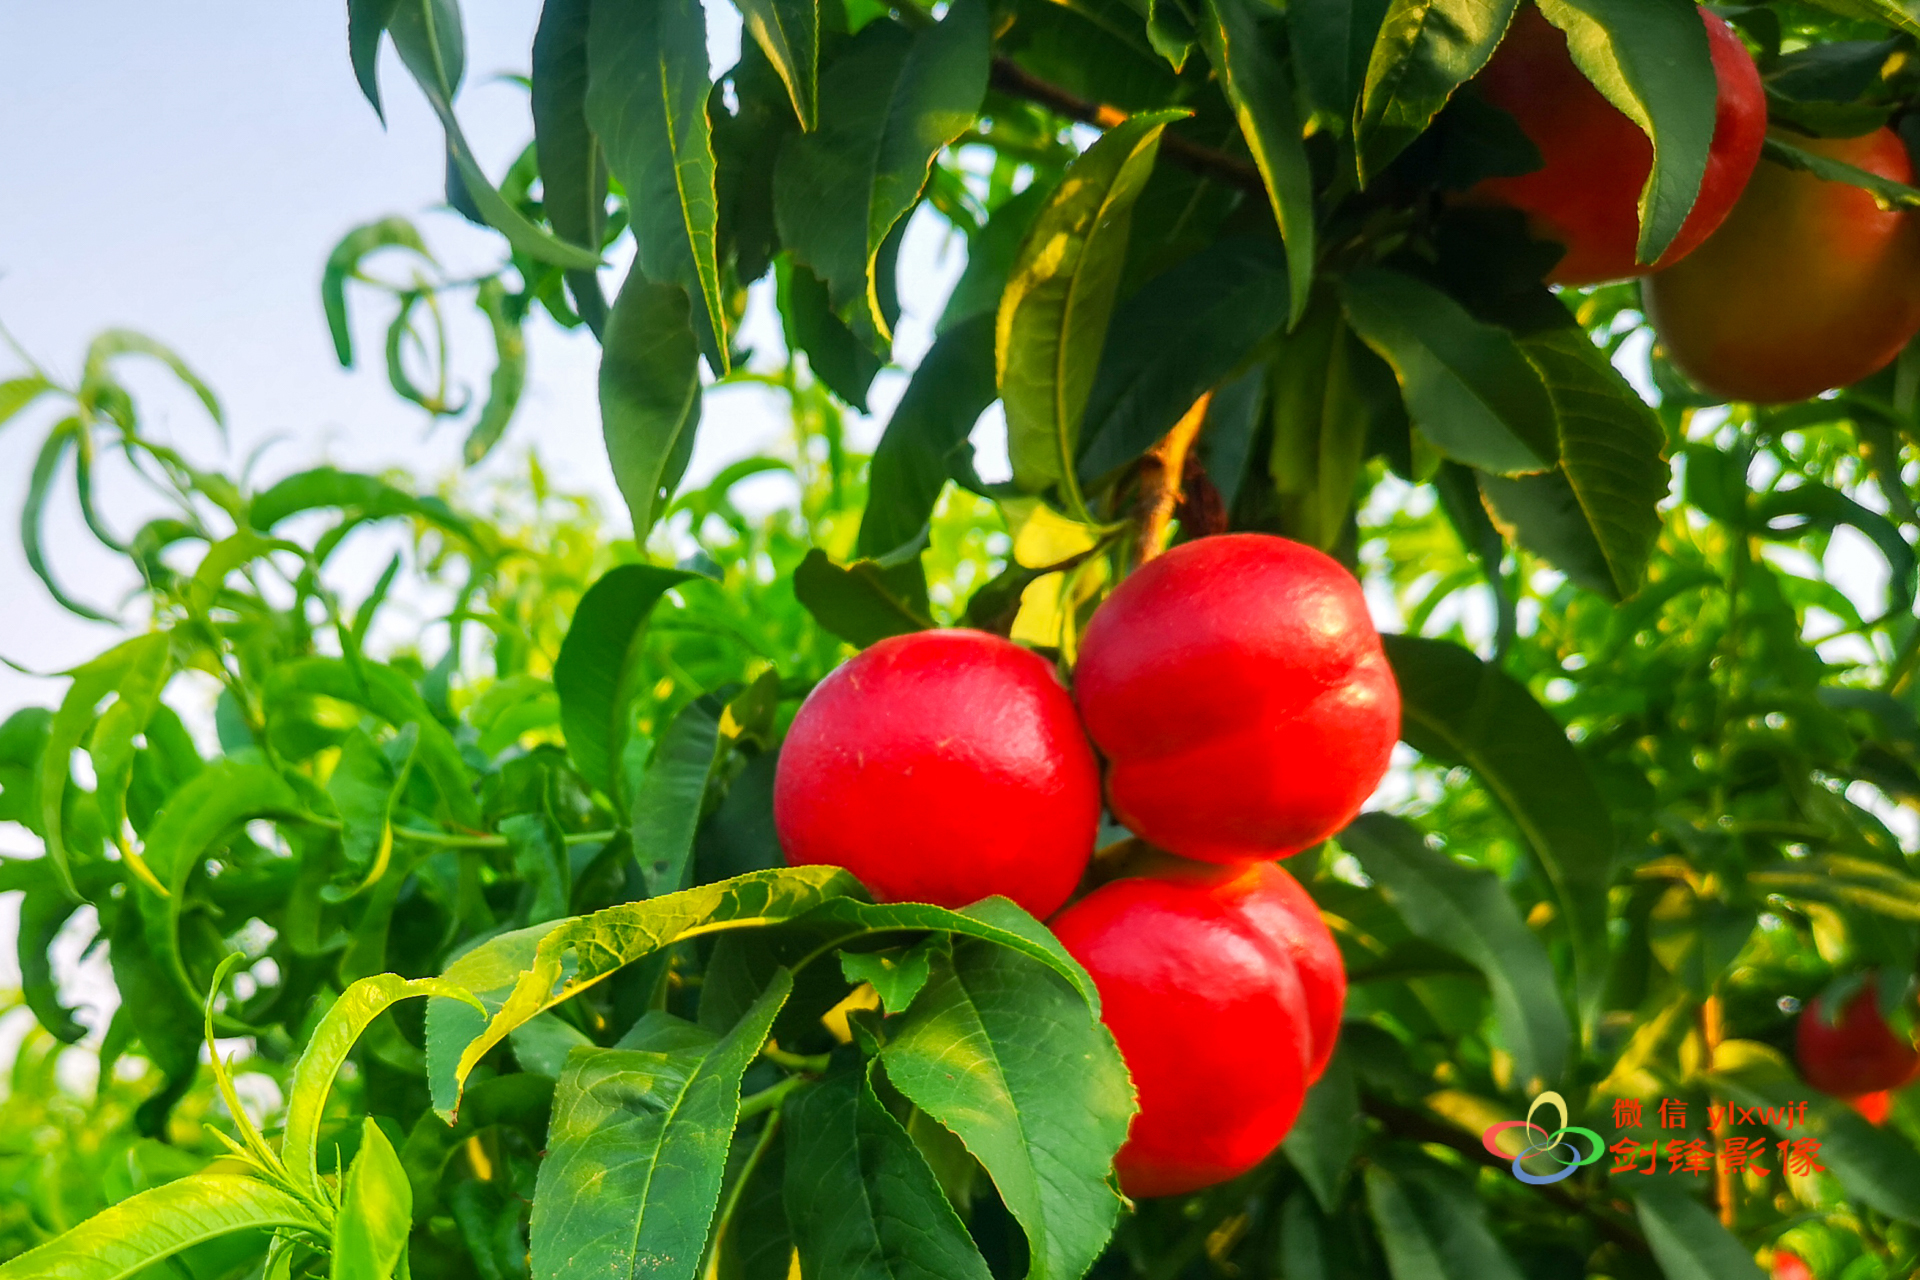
[1133,392,1212,564]
[987,58,1265,198]
[1360,1094,1648,1254]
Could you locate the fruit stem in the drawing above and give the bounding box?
[1131,392,1212,565]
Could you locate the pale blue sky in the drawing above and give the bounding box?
[0,2,970,719]
[0,3,971,1010]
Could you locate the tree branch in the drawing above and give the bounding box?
[987,57,1265,198]
[1360,1094,1649,1255]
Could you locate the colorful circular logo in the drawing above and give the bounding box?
[1481,1091,1605,1185]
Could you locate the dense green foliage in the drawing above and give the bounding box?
[10,0,1920,1277]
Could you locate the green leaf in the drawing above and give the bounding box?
[777,256,883,411]
[506,809,574,925]
[284,975,481,1202]
[792,548,933,647]
[737,0,819,127]
[1076,237,1292,485]
[247,467,480,546]
[784,1063,993,1280]
[552,562,697,801]
[18,890,86,1042]
[80,330,224,431]
[262,658,480,827]
[23,421,111,621]
[586,0,729,369]
[531,0,610,336]
[1280,1044,1358,1212]
[81,631,176,857]
[387,0,603,271]
[464,278,527,464]
[1000,111,1183,516]
[1339,267,1557,476]
[1379,635,1613,1024]
[1340,814,1570,1087]
[1631,1178,1766,1280]
[1533,0,1716,263]
[1276,1193,1333,1280]
[1265,297,1393,551]
[334,1120,412,1280]
[1363,1159,1527,1280]
[39,634,173,895]
[879,941,1133,1280]
[1289,0,1391,124]
[0,375,55,431]
[838,935,941,1013]
[1353,0,1521,182]
[321,218,433,367]
[326,726,418,886]
[599,267,705,539]
[630,676,776,897]
[792,895,1102,1012]
[134,761,304,1015]
[775,0,991,338]
[0,1174,320,1280]
[856,311,997,570]
[425,866,860,1118]
[1480,327,1667,599]
[1761,133,1920,211]
[348,0,402,119]
[1197,0,1314,324]
[1709,1040,1920,1225]
[529,974,792,1280]
[939,183,1056,334]
[509,1010,595,1076]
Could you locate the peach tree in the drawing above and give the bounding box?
[7,0,1920,1277]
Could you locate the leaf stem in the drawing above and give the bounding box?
[761,1044,833,1074]
[739,1073,810,1118]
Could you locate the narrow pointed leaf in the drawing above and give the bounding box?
[1380,634,1613,1023]
[388,0,603,271]
[856,311,998,564]
[1534,0,1716,263]
[1631,1179,1766,1280]
[880,942,1134,1280]
[784,1064,993,1280]
[529,974,792,1280]
[737,0,819,127]
[1340,266,1557,475]
[599,269,705,539]
[0,1174,320,1280]
[1198,0,1315,323]
[424,867,860,1118]
[1353,0,1521,181]
[774,0,990,337]
[552,562,698,801]
[1000,112,1182,505]
[333,1120,412,1280]
[1340,813,1570,1086]
[587,0,729,368]
[531,0,610,335]
[285,974,483,1201]
[322,218,433,367]
[1076,237,1292,484]
[1364,1160,1527,1280]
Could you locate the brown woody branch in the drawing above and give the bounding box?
[987,57,1266,198]
[1132,392,1213,563]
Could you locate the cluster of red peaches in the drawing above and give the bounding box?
[1470,6,1920,404]
[774,534,1400,1197]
